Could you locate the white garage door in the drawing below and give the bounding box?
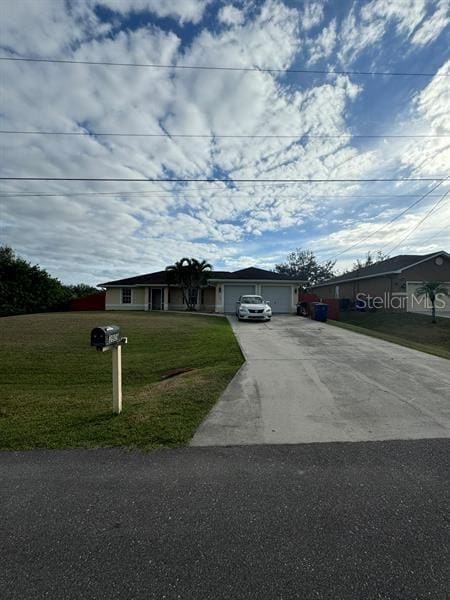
[261,285,292,313]
[224,284,256,313]
[407,282,450,312]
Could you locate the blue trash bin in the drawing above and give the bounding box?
[311,302,328,322]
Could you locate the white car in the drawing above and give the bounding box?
[236,295,272,321]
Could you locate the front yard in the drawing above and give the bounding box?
[0,312,243,450]
[330,311,450,360]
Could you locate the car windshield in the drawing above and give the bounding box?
[241,296,264,304]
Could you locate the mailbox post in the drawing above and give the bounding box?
[91,325,127,414]
[112,343,122,414]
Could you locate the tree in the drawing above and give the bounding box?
[166,257,212,310]
[65,284,98,298]
[414,281,448,324]
[352,251,389,271]
[275,249,335,289]
[0,246,71,316]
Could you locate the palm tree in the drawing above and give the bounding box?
[165,258,212,310]
[190,258,213,309]
[414,281,448,323]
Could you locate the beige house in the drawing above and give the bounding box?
[311,251,450,313]
[100,267,303,314]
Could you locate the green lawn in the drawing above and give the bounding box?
[330,311,450,360]
[0,312,243,450]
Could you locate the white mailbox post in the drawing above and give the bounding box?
[90,326,127,414]
[111,343,123,414]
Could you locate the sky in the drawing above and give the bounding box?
[0,0,449,285]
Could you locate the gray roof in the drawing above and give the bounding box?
[99,266,299,287]
[208,267,300,281]
[312,252,446,287]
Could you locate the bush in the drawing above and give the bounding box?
[0,246,72,316]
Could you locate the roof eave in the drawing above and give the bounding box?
[99,283,168,287]
[311,269,401,287]
[399,251,450,272]
[208,278,305,284]
[313,250,449,287]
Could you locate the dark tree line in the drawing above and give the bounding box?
[275,249,336,288]
[0,246,97,316]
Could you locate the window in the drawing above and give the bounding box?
[122,287,132,304]
[189,288,198,305]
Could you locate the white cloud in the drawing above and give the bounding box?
[307,19,337,64]
[0,0,448,282]
[0,1,111,55]
[337,0,449,65]
[218,4,245,26]
[300,2,324,30]
[411,0,450,46]
[94,0,210,24]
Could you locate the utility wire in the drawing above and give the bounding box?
[0,177,444,183]
[0,56,446,77]
[415,223,450,247]
[330,178,449,260]
[0,129,447,139]
[0,192,445,199]
[386,191,449,254]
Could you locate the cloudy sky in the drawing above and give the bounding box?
[1,0,449,284]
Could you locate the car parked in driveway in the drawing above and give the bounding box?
[236,295,272,321]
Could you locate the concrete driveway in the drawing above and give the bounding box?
[191,316,450,445]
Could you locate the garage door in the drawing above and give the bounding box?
[407,282,450,312]
[224,285,256,313]
[261,285,292,313]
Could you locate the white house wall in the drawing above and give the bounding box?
[105,282,299,313]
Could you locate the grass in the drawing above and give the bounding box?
[0,311,243,450]
[329,311,450,360]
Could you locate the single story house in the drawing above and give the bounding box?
[311,251,450,312]
[99,267,303,313]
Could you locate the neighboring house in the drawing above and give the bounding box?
[311,251,450,313]
[99,267,304,313]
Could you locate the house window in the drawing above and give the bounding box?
[122,287,132,304]
[189,288,199,305]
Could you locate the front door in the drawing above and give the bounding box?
[150,288,162,310]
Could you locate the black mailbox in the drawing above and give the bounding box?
[91,325,121,350]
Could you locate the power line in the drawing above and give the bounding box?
[0,191,446,199]
[330,178,449,260]
[415,223,450,247]
[1,129,448,140]
[0,177,444,183]
[386,191,449,254]
[0,56,446,77]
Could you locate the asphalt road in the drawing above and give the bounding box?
[191,316,450,445]
[1,440,449,600]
